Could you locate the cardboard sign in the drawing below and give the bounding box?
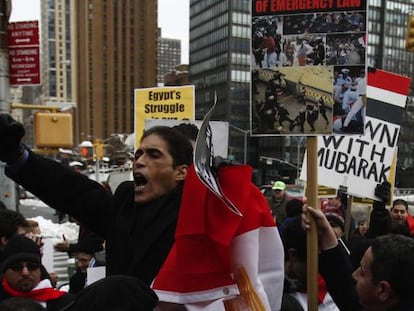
[301,69,411,200]
[134,85,195,148]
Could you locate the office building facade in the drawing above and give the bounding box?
[157,34,181,85]
[41,0,158,144]
[367,0,414,186]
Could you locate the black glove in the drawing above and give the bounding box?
[374,180,391,203]
[0,114,25,164]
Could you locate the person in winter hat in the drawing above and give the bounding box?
[0,235,73,311]
[61,275,158,311]
[68,236,104,294]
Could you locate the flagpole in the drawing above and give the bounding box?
[306,136,318,311]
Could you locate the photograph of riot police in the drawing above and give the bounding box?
[332,65,366,134]
[251,66,334,135]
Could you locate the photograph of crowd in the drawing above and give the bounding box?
[252,12,366,69]
[283,11,365,35]
[326,33,366,66]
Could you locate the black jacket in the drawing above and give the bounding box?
[6,151,182,285]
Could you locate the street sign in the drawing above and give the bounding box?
[8,20,41,86]
[8,21,39,46]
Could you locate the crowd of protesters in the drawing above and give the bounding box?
[1,112,414,310]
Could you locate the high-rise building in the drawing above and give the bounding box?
[41,0,158,144]
[367,0,414,186]
[189,0,252,163]
[157,32,181,85]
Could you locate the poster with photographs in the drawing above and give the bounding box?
[251,0,367,136]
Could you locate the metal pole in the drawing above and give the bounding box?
[228,123,250,165]
[243,131,247,164]
[296,137,304,183]
[296,140,300,181]
[0,0,17,210]
[95,159,100,183]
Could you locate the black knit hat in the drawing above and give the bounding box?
[61,275,158,311]
[1,235,41,272]
[70,237,104,256]
[325,213,345,232]
[286,199,303,217]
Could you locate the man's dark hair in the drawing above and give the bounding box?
[0,297,46,311]
[286,199,303,218]
[172,123,199,142]
[281,216,306,261]
[391,199,408,211]
[370,234,414,300]
[140,126,193,167]
[0,209,29,239]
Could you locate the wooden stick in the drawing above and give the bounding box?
[306,136,318,311]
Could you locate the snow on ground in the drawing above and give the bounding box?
[20,198,79,243]
[28,216,79,244]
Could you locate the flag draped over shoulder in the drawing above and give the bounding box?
[152,164,284,310]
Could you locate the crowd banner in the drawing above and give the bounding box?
[301,69,411,200]
[134,85,195,148]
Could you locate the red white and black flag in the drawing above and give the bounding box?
[152,99,284,311]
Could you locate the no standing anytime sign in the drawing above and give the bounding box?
[8,20,40,86]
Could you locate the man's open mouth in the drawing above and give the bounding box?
[134,173,148,188]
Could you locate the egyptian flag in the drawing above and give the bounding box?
[313,69,411,200]
[152,164,284,311]
[366,68,410,126]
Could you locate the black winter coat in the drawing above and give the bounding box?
[6,151,182,285]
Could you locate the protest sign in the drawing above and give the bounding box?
[301,69,411,200]
[134,85,195,147]
[251,0,367,136]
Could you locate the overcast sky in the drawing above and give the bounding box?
[9,0,189,63]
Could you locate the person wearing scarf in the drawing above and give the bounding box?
[0,235,74,310]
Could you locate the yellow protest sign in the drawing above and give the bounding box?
[134,85,195,147]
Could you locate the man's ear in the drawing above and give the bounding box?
[175,164,189,182]
[377,280,393,302]
[0,236,8,248]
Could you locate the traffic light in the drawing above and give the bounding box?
[34,112,73,148]
[94,139,105,159]
[406,14,414,52]
[80,146,93,158]
[79,141,93,159]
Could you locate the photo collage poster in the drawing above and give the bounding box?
[251,0,367,136]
